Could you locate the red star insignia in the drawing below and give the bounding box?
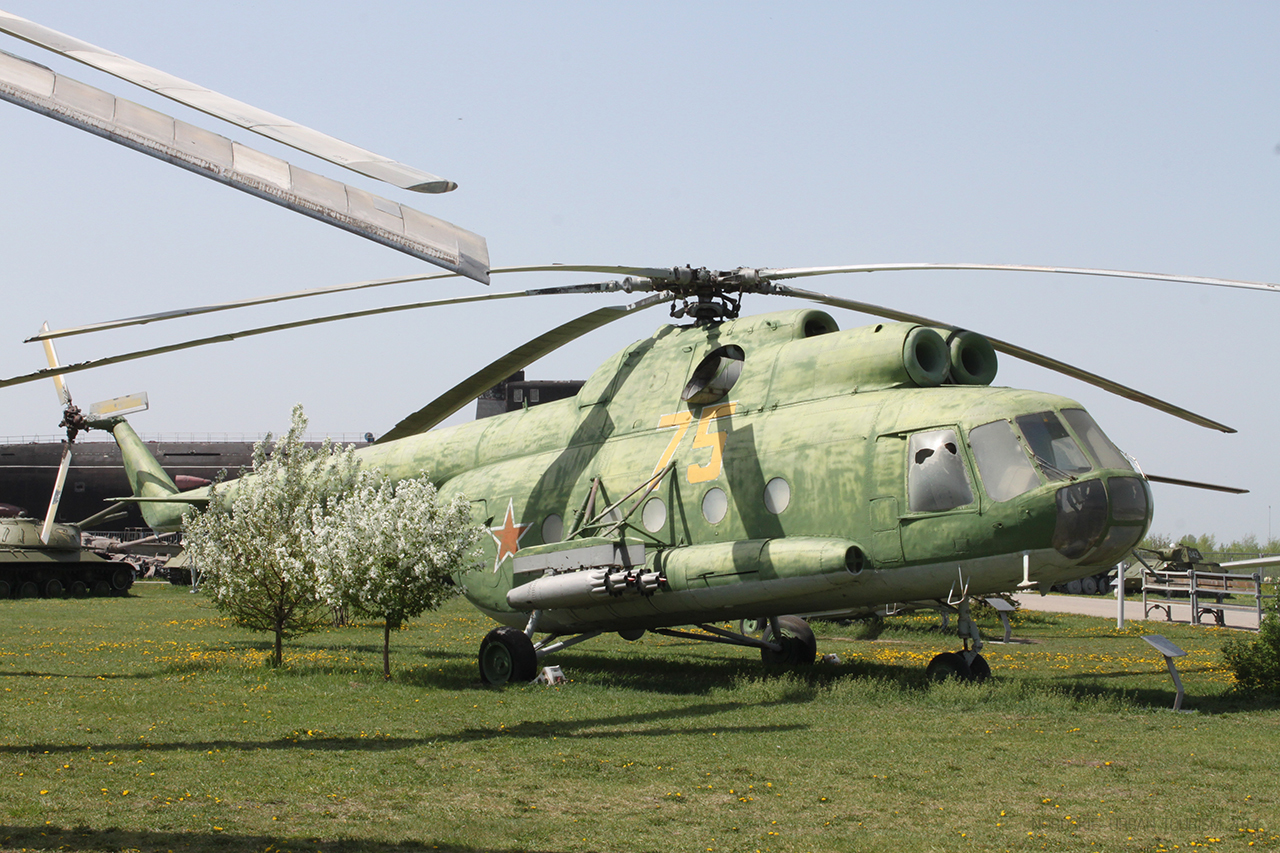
[488,499,532,572]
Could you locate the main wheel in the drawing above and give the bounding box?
[18,581,39,599]
[925,651,972,682]
[69,580,88,598]
[967,653,991,683]
[478,626,538,685]
[1081,576,1098,595]
[760,616,817,666]
[43,578,64,598]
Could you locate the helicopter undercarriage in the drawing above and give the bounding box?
[477,609,820,684]
[921,596,991,683]
[475,599,1001,685]
[473,543,1106,684]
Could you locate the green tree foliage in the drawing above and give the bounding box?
[1142,532,1280,561]
[313,471,482,679]
[1222,597,1280,694]
[184,405,359,667]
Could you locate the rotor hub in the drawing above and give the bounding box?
[661,266,768,325]
[59,404,88,443]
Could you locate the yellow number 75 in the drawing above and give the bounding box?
[653,403,737,483]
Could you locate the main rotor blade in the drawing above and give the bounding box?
[495,264,674,280]
[1144,474,1248,494]
[760,263,1280,296]
[773,284,1235,433]
[27,266,648,343]
[0,49,488,282]
[29,271,463,342]
[377,294,669,443]
[0,11,457,193]
[0,283,640,391]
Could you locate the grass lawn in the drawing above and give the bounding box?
[1,583,1276,853]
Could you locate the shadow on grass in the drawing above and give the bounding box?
[1031,670,1278,713]
[0,670,161,680]
[0,695,805,756]
[0,825,573,853]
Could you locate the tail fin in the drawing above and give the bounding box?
[103,417,206,532]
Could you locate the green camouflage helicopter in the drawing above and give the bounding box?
[0,11,1271,684]
[16,261,1265,684]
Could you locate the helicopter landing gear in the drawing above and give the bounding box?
[651,615,818,666]
[760,615,817,665]
[925,651,971,681]
[927,597,990,683]
[478,626,538,685]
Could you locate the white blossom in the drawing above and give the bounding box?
[312,468,482,679]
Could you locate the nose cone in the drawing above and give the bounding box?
[1052,480,1109,559]
[1052,476,1150,566]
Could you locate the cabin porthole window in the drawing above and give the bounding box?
[642,498,667,532]
[682,345,745,405]
[763,477,791,514]
[907,428,975,513]
[701,488,728,524]
[541,514,563,544]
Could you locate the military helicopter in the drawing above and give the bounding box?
[0,349,143,598]
[1,12,1273,683]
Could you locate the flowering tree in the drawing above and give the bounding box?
[313,470,482,679]
[184,405,359,667]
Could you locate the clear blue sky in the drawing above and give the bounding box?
[1,2,1278,543]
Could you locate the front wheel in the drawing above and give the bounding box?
[760,616,817,666]
[478,627,538,685]
[925,651,972,682]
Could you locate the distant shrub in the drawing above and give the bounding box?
[1222,599,1280,694]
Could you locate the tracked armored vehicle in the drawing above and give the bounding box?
[0,516,135,598]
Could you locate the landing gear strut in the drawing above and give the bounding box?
[926,597,990,683]
[477,613,820,685]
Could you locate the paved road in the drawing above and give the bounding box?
[1012,592,1260,630]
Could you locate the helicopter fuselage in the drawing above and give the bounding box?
[340,307,1150,633]
[120,307,1150,635]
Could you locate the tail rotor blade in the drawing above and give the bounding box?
[39,447,72,544]
[40,322,71,407]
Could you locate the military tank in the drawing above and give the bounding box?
[0,515,135,598]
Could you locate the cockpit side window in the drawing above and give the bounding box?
[1061,408,1133,471]
[1015,412,1092,480]
[969,420,1041,502]
[907,428,975,513]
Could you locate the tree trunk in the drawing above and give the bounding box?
[383,621,391,680]
[273,628,283,668]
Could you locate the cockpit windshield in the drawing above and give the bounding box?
[966,409,1134,503]
[1061,409,1133,471]
[1015,412,1093,481]
[969,420,1040,501]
